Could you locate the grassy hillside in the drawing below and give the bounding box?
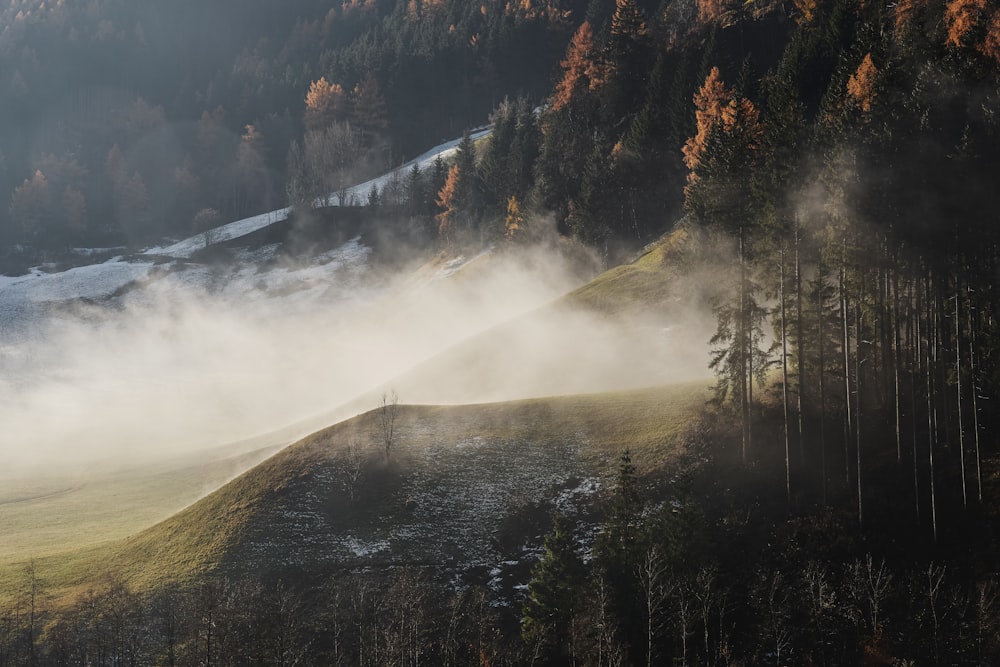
[8,382,705,604]
[114,383,705,587]
[561,227,690,316]
[0,444,280,600]
[1,230,710,603]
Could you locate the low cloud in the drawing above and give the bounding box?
[0,230,712,476]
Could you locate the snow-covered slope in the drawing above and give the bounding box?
[0,125,492,342]
[144,126,490,260]
[0,258,156,340]
[319,125,492,208]
[146,208,292,259]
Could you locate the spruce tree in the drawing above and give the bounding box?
[521,512,586,664]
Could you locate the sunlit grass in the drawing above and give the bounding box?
[563,227,688,316]
[0,446,278,605]
[0,381,708,605]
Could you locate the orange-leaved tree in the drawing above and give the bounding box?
[551,21,603,111]
[944,0,987,47]
[846,53,878,115]
[305,77,346,131]
[893,0,929,36]
[681,67,732,186]
[435,164,461,242]
[982,10,1000,64]
[697,0,738,26]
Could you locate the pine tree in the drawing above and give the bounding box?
[434,130,484,244]
[602,0,648,121]
[521,513,586,663]
[351,71,388,143]
[405,162,424,217]
[604,449,641,567]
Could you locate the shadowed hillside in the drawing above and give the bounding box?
[104,382,707,592]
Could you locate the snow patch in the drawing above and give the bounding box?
[141,126,492,260]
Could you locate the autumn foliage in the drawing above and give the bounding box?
[504,195,524,240]
[551,21,603,111]
[682,67,763,194]
[983,10,1000,64]
[682,67,731,174]
[304,77,346,131]
[944,0,988,48]
[436,164,461,241]
[792,0,818,25]
[697,0,738,26]
[846,53,878,113]
[892,0,929,35]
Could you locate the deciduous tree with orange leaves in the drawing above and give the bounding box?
[304,77,346,131]
[982,10,1000,64]
[846,53,878,114]
[944,0,988,48]
[551,21,603,111]
[792,0,818,25]
[682,67,732,183]
[681,66,764,216]
[697,0,738,26]
[504,195,525,241]
[435,164,462,242]
[893,0,929,36]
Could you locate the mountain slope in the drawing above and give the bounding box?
[5,228,710,601]
[106,383,706,591]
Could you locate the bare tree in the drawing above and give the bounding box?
[675,576,694,667]
[846,555,892,639]
[382,569,430,666]
[341,438,366,501]
[973,578,998,663]
[192,207,222,249]
[924,563,947,663]
[751,569,791,667]
[801,560,835,664]
[637,545,674,667]
[286,122,368,209]
[377,390,399,464]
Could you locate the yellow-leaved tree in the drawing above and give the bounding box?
[304,77,346,131]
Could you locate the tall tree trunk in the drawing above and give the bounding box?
[955,283,967,509]
[781,241,791,506]
[925,273,938,543]
[968,281,983,503]
[931,282,941,471]
[911,280,921,525]
[795,221,805,465]
[841,239,853,489]
[740,226,750,464]
[818,259,828,507]
[855,296,864,529]
[893,267,903,464]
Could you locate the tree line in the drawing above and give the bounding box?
[4,450,999,666]
[0,0,586,259]
[675,0,1000,544]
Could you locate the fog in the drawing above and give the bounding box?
[0,229,713,477]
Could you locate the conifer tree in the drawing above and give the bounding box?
[521,513,586,664]
[602,0,648,121]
